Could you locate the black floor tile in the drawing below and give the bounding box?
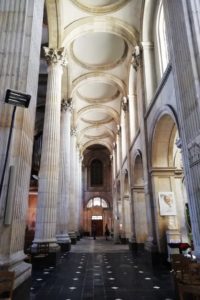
[13,246,176,300]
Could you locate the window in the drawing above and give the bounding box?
[90,159,103,186]
[87,197,108,208]
[156,1,169,75]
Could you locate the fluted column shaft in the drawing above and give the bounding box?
[75,146,81,233]
[141,42,157,105]
[34,48,66,247]
[164,0,200,259]
[113,146,120,242]
[56,98,72,244]
[137,47,157,250]
[122,97,136,243]
[117,127,125,235]
[128,48,139,141]
[68,128,78,233]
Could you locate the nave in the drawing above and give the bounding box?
[13,238,175,300]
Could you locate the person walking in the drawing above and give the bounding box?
[92,224,96,240]
[105,224,110,240]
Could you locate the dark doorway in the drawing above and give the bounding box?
[91,220,103,236]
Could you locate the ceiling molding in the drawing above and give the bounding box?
[69,37,128,70]
[71,72,126,97]
[70,0,130,14]
[78,125,115,141]
[77,104,120,124]
[62,16,139,48]
[76,89,121,104]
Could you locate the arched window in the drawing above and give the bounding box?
[156,1,169,75]
[90,159,103,186]
[87,197,108,208]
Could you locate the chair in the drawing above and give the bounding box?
[0,271,15,300]
[170,254,190,281]
[177,263,200,300]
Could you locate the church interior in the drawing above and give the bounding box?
[0,0,200,299]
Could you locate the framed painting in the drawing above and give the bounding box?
[158,192,176,216]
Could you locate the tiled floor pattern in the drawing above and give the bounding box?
[14,238,175,300]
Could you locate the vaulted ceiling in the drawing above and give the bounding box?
[37,0,143,155]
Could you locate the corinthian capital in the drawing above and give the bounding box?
[43,47,68,66]
[131,45,142,71]
[122,96,128,112]
[61,98,73,112]
[71,127,77,136]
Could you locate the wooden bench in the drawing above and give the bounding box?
[0,271,15,300]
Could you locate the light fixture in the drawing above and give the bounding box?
[0,89,31,200]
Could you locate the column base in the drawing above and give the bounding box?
[76,231,80,241]
[31,240,60,269]
[114,234,121,244]
[144,236,158,252]
[0,251,32,289]
[57,233,71,252]
[68,232,77,244]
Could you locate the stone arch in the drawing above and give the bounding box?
[132,151,148,243]
[150,112,189,252]
[46,0,61,47]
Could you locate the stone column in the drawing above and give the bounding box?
[116,126,125,238]
[141,42,157,105]
[128,47,140,141]
[75,145,81,239]
[68,127,78,243]
[164,0,200,259]
[122,97,137,248]
[0,0,44,288]
[33,48,66,251]
[112,145,120,243]
[56,98,72,250]
[137,46,157,251]
[78,153,83,235]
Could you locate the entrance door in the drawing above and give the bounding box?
[91,220,103,236]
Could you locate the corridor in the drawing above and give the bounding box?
[13,238,175,300]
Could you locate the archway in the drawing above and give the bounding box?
[151,114,189,252]
[132,153,148,244]
[83,197,112,236]
[123,170,131,239]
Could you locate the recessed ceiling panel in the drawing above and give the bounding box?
[78,82,117,99]
[81,0,116,6]
[82,111,111,122]
[70,0,128,13]
[72,32,126,68]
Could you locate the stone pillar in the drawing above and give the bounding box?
[78,153,83,235]
[137,46,157,251]
[116,126,125,238]
[33,48,66,251]
[112,145,120,243]
[75,145,81,239]
[56,98,72,250]
[164,0,200,259]
[128,47,140,141]
[0,0,44,288]
[68,127,78,242]
[122,97,137,248]
[141,42,157,105]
